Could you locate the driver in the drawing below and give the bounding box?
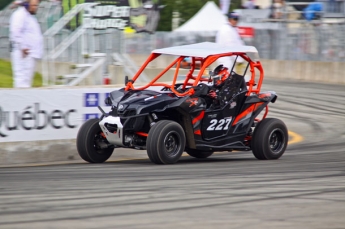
[208,65,230,99]
[191,64,232,108]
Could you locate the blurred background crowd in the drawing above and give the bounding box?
[0,0,344,87]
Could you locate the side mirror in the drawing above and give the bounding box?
[125,76,128,86]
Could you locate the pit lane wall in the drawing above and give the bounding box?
[261,60,345,84]
[0,86,121,165]
[124,55,345,84]
[37,58,345,86]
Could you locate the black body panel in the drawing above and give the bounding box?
[104,86,278,151]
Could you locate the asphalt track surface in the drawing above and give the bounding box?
[0,79,344,229]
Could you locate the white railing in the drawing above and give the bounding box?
[42,3,99,86]
[68,55,106,86]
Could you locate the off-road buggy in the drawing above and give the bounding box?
[77,42,288,164]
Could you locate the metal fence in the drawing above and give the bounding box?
[0,3,344,63]
[317,0,345,14]
[122,24,345,62]
[252,24,345,61]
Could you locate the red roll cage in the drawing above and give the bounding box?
[124,52,264,97]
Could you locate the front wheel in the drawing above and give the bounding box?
[76,118,114,163]
[186,149,214,158]
[146,120,186,164]
[251,118,288,160]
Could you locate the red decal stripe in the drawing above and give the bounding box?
[194,130,201,135]
[232,103,264,126]
[192,111,205,125]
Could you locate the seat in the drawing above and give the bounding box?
[217,72,247,107]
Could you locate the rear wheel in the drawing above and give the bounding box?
[251,118,288,160]
[76,118,114,163]
[146,120,186,164]
[186,149,214,158]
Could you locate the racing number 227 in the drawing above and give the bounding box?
[206,118,232,131]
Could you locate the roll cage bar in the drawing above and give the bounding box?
[124,52,264,96]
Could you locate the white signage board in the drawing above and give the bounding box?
[0,87,120,142]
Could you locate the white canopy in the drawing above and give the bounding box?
[174,1,227,32]
[152,42,259,58]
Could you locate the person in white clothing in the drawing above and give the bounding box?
[215,12,244,72]
[9,0,43,88]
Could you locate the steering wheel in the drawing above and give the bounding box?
[192,83,210,97]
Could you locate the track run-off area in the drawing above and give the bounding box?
[0,79,344,229]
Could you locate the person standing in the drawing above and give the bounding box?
[9,0,43,88]
[215,12,245,71]
[269,0,286,19]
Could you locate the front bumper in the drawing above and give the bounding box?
[99,116,124,146]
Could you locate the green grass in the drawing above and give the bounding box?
[0,59,42,88]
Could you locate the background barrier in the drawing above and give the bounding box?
[34,56,345,86]
[1,2,344,87]
[0,86,120,165]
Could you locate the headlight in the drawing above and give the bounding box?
[118,104,128,111]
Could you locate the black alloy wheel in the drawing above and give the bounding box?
[269,128,285,154]
[251,118,288,160]
[76,118,114,163]
[146,120,186,164]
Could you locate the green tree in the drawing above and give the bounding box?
[175,0,218,25]
[156,0,175,31]
[156,0,219,31]
[230,0,242,11]
[62,0,85,30]
[0,0,13,10]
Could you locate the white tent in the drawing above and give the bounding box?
[174,1,227,32]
